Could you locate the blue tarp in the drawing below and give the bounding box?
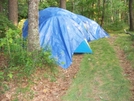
[22,7,109,68]
[77,15,109,41]
[74,39,92,53]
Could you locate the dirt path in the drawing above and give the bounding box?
[108,35,134,101]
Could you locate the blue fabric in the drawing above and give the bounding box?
[77,15,109,41]
[74,39,92,53]
[22,7,109,68]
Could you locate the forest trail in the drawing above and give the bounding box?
[108,35,134,101]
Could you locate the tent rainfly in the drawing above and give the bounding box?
[22,7,109,68]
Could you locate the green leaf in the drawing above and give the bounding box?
[8,73,13,79]
[8,38,13,43]
[0,71,4,80]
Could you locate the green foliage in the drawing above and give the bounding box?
[105,21,127,31]
[39,0,50,10]
[71,0,97,19]
[0,28,57,82]
[66,0,128,29]
[0,0,8,15]
[0,71,4,80]
[18,0,28,20]
[0,0,130,32]
[0,13,17,38]
[39,0,59,10]
[39,0,53,10]
[17,0,59,20]
[0,28,57,98]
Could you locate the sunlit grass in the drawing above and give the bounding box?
[62,38,131,101]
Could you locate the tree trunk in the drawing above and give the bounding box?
[97,0,101,23]
[28,0,40,52]
[60,0,66,9]
[129,0,134,31]
[101,0,106,26]
[71,0,74,12]
[8,0,18,26]
[0,0,3,13]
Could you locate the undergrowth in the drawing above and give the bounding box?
[0,28,57,97]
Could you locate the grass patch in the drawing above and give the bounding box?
[115,33,134,68]
[62,38,131,101]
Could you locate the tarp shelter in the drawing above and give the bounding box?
[22,7,109,68]
[77,15,109,42]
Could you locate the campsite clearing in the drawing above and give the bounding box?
[0,33,134,101]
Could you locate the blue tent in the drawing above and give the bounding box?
[76,15,109,41]
[22,7,109,68]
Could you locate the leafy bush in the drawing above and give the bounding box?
[0,13,17,38]
[0,28,57,82]
[18,0,28,20]
[105,21,127,31]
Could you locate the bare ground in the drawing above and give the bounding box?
[0,35,134,101]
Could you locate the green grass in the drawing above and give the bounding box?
[62,38,131,101]
[115,33,134,68]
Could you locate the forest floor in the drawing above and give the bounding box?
[0,34,134,101]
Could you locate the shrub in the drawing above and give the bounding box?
[0,28,57,81]
[0,13,17,38]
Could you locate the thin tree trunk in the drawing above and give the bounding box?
[60,0,66,9]
[98,0,101,23]
[81,1,84,15]
[71,0,74,12]
[101,0,106,26]
[28,0,40,52]
[8,0,18,26]
[0,0,3,13]
[129,0,134,31]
